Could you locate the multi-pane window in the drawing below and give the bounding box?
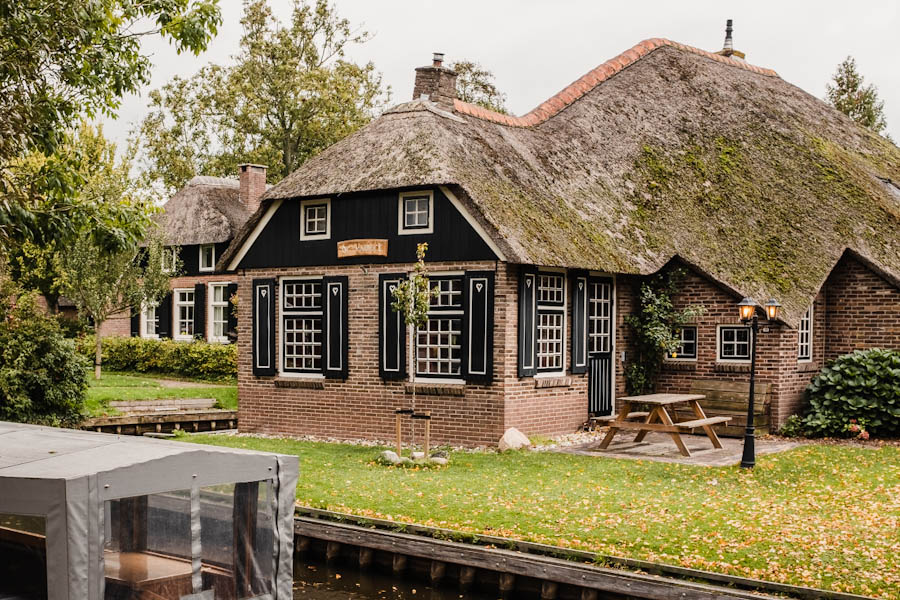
[588,280,611,354]
[669,326,697,360]
[282,280,322,372]
[537,273,565,372]
[142,304,159,338]
[718,326,751,361]
[162,247,177,273]
[798,306,813,361]
[199,244,215,271]
[304,204,328,236]
[174,290,195,340]
[417,277,462,377]
[404,196,430,229]
[210,284,230,343]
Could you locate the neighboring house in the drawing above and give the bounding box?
[102,165,268,342]
[219,36,900,446]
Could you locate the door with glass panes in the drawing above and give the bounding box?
[587,277,614,416]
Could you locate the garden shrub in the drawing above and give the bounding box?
[803,348,900,438]
[77,335,237,381]
[0,293,89,425]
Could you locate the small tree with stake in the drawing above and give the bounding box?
[391,243,438,450]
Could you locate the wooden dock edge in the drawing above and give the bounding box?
[295,506,874,600]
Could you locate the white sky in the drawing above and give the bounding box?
[104,0,900,153]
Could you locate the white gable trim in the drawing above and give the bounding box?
[439,185,508,262]
[226,199,284,271]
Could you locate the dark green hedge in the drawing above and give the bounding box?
[78,335,237,381]
[803,348,900,438]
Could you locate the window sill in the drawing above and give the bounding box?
[662,361,697,372]
[405,382,465,397]
[534,376,572,389]
[715,362,751,373]
[275,378,325,390]
[797,362,820,373]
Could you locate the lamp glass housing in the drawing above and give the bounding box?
[737,298,757,321]
[765,298,781,320]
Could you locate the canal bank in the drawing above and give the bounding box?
[293,508,875,600]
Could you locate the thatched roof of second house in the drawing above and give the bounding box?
[223,38,900,325]
[159,176,251,246]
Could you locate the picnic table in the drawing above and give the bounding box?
[595,393,731,457]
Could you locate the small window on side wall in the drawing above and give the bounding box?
[668,325,697,360]
[199,244,215,272]
[398,190,433,235]
[798,306,813,361]
[300,198,331,240]
[718,325,751,362]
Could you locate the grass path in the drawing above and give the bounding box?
[185,435,900,598]
[85,372,237,417]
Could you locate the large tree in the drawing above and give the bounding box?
[826,56,888,135]
[138,0,389,194]
[0,0,221,249]
[53,125,171,379]
[451,60,508,114]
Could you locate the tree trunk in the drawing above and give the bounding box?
[94,328,103,380]
[408,322,416,447]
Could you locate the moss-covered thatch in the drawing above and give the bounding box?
[223,40,900,326]
[160,176,251,246]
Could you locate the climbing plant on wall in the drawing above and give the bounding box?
[625,269,705,395]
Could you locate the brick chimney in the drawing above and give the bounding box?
[412,52,457,111]
[238,164,267,213]
[716,19,746,60]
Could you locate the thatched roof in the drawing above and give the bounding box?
[223,38,900,326]
[159,176,251,245]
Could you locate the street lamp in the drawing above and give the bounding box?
[737,297,780,469]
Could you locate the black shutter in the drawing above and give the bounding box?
[193,283,206,340]
[226,283,238,340]
[571,271,588,374]
[157,292,173,338]
[322,276,349,379]
[252,278,276,376]
[517,267,537,377]
[462,271,494,383]
[379,273,406,380]
[130,310,140,337]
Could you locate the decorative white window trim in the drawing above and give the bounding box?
[666,325,698,361]
[536,271,566,375]
[198,244,215,272]
[300,198,331,241]
[139,303,159,339]
[798,306,813,362]
[398,190,434,235]
[416,275,462,378]
[716,324,752,363]
[207,282,232,344]
[173,288,195,341]
[279,277,324,375]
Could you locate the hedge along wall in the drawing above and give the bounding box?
[77,336,237,381]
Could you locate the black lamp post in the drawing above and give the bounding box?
[737,297,781,469]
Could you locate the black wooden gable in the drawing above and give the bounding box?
[236,188,497,269]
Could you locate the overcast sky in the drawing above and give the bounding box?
[104,0,900,154]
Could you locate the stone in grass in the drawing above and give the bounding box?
[377,450,402,465]
[411,451,425,460]
[498,427,531,451]
[430,457,449,466]
[430,450,449,459]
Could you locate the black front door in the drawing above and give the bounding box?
[587,277,614,416]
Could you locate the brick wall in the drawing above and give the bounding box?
[824,254,900,359]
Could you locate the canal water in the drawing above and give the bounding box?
[293,559,502,600]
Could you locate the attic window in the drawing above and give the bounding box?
[162,246,177,273]
[398,190,433,235]
[300,198,331,240]
[199,244,215,272]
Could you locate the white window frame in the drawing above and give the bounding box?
[279,277,325,378]
[398,190,434,235]
[416,274,464,380]
[667,325,698,361]
[535,271,567,376]
[300,198,331,241]
[198,244,215,272]
[139,303,159,339]
[162,247,177,273]
[798,306,813,362]
[207,282,232,344]
[716,325,752,363]
[173,288,195,341]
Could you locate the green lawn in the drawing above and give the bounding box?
[85,371,237,417]
[184,435,900,598]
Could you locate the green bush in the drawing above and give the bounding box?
[77,335,237,381]
[0,293,89,425]
[803,348,900,438]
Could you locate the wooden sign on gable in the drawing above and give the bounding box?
[337,238,388,258]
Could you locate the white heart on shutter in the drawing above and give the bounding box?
[526,279,532,288]
[332,287,339,295]
[579,282,584,290]
[476,283,483,292]
[260,288,267,297]
[389,285,396,292]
